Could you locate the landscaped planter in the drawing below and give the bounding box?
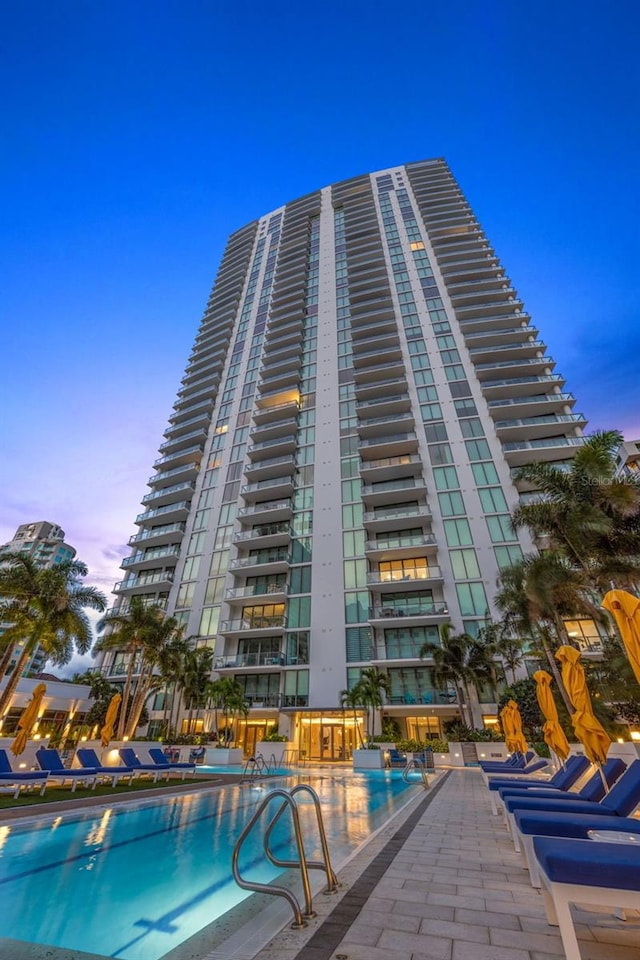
[352,748,386,769]
[203,747,244,765]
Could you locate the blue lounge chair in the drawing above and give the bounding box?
[36,748,99,792]
[481,755,548,786]
[0,748,49,798]
[479,750,532,772]
[76,749,135,786]
[118,748,169,782]
[148,748,197,779]
[503,760,640,850]
[487,755,591,815]
[498,757,625,807]
[533,836,640,960]
[510,759,640,865]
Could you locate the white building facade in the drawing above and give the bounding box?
[101,160,588,758]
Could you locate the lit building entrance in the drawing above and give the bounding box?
[296,711,362,761]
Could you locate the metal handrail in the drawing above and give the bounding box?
[263,784,339,894]
[231,788,312,927]
[402,758,430,789]
[231,784,340,929]
[241,754,270,780]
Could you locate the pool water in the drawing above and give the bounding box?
[0,770,417,959]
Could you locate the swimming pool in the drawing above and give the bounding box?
[0,770,419,960]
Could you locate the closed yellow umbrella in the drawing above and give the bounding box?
[507,699,529,756]
[100,693,122,747]
[532,670,570,762]
[499,700,517,751]
[602,589,640,685]
[11,682,47,756]
[555,645,611,765]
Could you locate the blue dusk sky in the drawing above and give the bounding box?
[1,1,639,655]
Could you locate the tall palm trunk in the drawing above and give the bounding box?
[539,632,574,714]
[125,658,155,739]
[117,652,137,740]
[0,641,34,719]
[0,642,16,684]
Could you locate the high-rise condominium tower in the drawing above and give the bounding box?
[104,159,586,758]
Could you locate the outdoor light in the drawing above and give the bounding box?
[18,763,26,769]
[123,735,130,742]
[80,736,87,742]
[33,734,41,740]
[630,731,640,742]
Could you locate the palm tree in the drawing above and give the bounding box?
[419,624,496,728]
[512,430,640,590]
[179,646,214,735]
[123,615,187,738]
[356,667,391,744]
[494,553,606,714]
[156,632,190,738]
[95,597,166,740]
[207,676,248,746]
[339,685,366,748]
[0,554,107,719]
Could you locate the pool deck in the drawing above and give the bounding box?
[253,768,640,960]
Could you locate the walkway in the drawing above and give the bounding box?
[256,768,640,960]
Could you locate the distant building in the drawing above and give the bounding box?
[0,521,77,676]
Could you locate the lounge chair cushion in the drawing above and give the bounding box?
[534,836,640,892]
[516,808,640,839]
[36,748,98,776]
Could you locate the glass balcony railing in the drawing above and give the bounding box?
[238,500,292,517]
[142,482,195,504]
[129,523,185,544]
[502,437,585,452]
[219,615,287,632]
[135,500,192,523]
[371,603,449,618]
[367,567,441,585]
[488,392,574,409]
[215,654,287,669]
[224,583,288,599]
[153,444,203,468]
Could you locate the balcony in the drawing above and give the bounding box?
[121,546,181,571]
[353,342,403,368]
[367,567,443,590]
[237,500,293,523]
[355,375,408,401]
[141,482,195,507]
[474,354,555,378]
[494,413,587,441]
[164,410,211,438]
[218,615,287,637]
[353,358,407,384]
[148,461,199,487]
[457,310,529,333]
[468,340,546,362]
[359,432,419,459]
[480,374,566,400]
[361,478,427,505]
[490,388,574,413]
[114,570,174,594]
[232,522,291,549]
[241,475,295,503]
[129,522,186,547]
[250,416,298,443]
[228,553,291,576]
[135,500,192,525]
[365,533,437,560]
[360,454,422,483]
[153,444,204,470]
[224,582,288,603]
[463,325,538,348]
[357,394,412,419]
[363,504,432,532]
[215,653,287,670]
[158,427,208,454]
[243,455,296,483]
[369,603,450,626]
[246,434,297,460]
[253,397,300,424]
[502,435,586,466]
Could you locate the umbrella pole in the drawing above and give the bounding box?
[596,761,609,794]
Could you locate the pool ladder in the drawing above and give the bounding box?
[240,752,276,780]
[231,784,340,928]
[402,757,430,789]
